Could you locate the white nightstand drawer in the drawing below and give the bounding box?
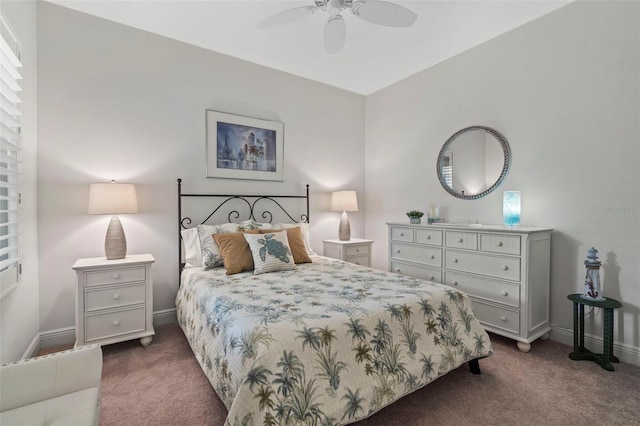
[345,245,369,256]
[84,283,146,312]
[480,234,521,255]
[390,261,441,283]
[390,227,413,242]
[445,232,478,250]
[85,266,146,287]
[472,300,520,334]
[391,243,441,267]
[445,251,520,281]
[84,307,146,342]
[347,254,370,267]
[415,229,443,246]
[444,271,520,308]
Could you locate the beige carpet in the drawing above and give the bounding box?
[53,323,640,425]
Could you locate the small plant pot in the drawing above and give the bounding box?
[409,217,421,224]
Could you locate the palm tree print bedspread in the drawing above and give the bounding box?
[176,256,493,425]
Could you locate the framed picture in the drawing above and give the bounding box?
[206,110,284,181]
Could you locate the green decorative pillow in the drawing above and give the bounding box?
[198,222,258,270]
[244,231,297,275]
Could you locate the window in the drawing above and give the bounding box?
[0,13,22,300]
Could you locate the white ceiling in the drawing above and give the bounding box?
[47,0,571,95]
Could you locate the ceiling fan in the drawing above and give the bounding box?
[256,0,418,54]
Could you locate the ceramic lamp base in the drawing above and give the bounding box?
[338,211,351,241]
[105,215,127,260]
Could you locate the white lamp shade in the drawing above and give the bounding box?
[88,183,138,215]
[331,190,358,212]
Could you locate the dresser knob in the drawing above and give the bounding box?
[502,266,509,271]
[458,238,463,243]
[113,320,120,327]
[499,316,507,322]
[452,281,458,286]
[427,235,431,240]
[112,273,121,280]
[395,268,401,273]
[496,242,503,247]
[453,258,459,263]
[355,248,360,252]
[397,250,401,254]
[113,293,120,300]
[429,276,435,281]
[501,291,508,296]
[430,255,435,259]
[355,262,360,265]
[400,233,404,237]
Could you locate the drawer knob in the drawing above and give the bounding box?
[429,276,435,281]
[355,262,360,265]
[496,241,504,247]
[113,293,121,300]
[453,258,459,263]
[452,281,458,286]
[113,320,120,327]
[355,248,360,252]
[426,235,431,240]
[502,291,508,296]
[502,266,509,271]
[499,316,507,322]
[112,273,121,280]
[430,255,435,259]
[397,250,401,254]
[400,233,404,236]
[458,238,463,243]
[395,268,401,273]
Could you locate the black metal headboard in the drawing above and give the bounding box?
[178,178,310,274]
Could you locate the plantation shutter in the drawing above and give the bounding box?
[0,14,22,299]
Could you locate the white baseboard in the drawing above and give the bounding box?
[26,308,178,359]
[550,326,640,367]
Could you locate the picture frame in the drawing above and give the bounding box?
[206,110,284,181]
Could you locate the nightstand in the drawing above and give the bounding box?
[73,254,155,348]
[322,238,374,267]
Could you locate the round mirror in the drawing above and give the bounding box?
[436,126,511,200]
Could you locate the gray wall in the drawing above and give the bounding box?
[37,3,365,333]
[365,0,639,361]
[0,0,39,364]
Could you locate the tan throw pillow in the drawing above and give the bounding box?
[213,230,261,275]
[260,226,311,264]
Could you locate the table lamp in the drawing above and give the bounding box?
[89,181,138,260]
[331,190,358,241]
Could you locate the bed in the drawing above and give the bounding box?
[175,179,493,425]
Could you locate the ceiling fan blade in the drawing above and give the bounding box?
[324,14,346,54]
[351,0,417,28]
[256,6,318,30]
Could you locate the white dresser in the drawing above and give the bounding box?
[322,238,374,267]
[73,254,155,347]
[387,222,552,352]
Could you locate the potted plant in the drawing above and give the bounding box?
[406,210,424,224]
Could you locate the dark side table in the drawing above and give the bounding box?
[567,294,622,371]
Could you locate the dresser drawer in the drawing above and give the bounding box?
[444,271,520,308]
[480,234,521,255]
[347,254,369,267]
[84,266,146,287]
[390,261,441,283]
[345,245,369,256]
[445,232,478,250]
[415,229,443,246]
[84,283,146,312]
[84,307,146,342]
[390,227,413,242]
[390,243,441,267]
[445,250,520,281]
[471,299,520,334]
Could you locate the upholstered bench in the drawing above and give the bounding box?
[0,344,102,426]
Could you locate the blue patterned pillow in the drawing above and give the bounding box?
[244,231,297,275]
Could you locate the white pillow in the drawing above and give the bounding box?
[181,227,202,268]
[272,223,315,255]
[244,231,297,275]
